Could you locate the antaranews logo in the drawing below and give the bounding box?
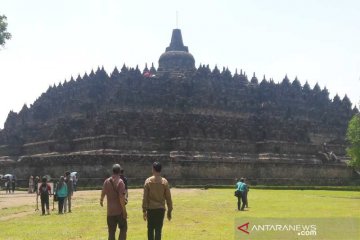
[237,222,250,234]
[237,221,317,236]
[235,218,359,240]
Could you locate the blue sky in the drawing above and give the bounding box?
[0,0,359,128]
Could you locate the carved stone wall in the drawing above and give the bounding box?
[0,30,357,185]
[2,152,358,187]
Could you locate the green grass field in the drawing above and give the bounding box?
[0,188,359,240]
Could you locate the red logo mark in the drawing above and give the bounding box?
[238,222,250,234]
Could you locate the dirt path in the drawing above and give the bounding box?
[0,191,38,221]
[0,191,37,209]
[0,190,101,209]
[0,190,98,221]
[0,189,202,221]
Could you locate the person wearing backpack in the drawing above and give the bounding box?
[100,164,127,240]
[38,177,51,215]
[235,178,242,211]
[238,178,248,211]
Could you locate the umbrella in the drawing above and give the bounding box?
[4,174,13,179]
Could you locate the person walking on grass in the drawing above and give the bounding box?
[235,178,242,211]
[142,162,173,240]
[5,176,11,194]
[38,176,51,215]
[100,164,127,240]
[245,181,249,208]
[28,176,34,193]
[236,177,248,211]
[64,171,74,213]
[72,173,78,192]
[56,176,68,214]
[34,176,40,194]
[11,177,16,193]
[119,168,128,204]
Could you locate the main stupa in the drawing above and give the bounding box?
[158,29,195,72]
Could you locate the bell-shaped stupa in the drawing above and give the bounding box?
[158,29,195,73]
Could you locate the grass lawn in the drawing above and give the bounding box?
[0,188,359,240]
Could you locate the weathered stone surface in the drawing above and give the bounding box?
[0,29,358,185]
[2,151,358,187]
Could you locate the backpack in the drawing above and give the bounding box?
[40,184,49,197]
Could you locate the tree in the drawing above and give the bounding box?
[346,113,360,168]
[0,15,11,47]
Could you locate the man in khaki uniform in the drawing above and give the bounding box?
[142,162,173,240]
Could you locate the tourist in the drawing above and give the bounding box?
[235,178,242,210]
[55,176,68,214]
[28,176,34,193]
[38,176,51,215]
[34,176,40,211]
[142,162,173,240]
[237,177,248,211]
[64,171,73,213]
[120,168,128,203]
[245,181,250,208]
[5,176,11,194]
[100,164,127,240]
[72,173,78,192]
[34,176,40,194]
[11,177,16,193]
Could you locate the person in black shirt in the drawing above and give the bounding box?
[38,177,51,215]
[11,178,16,193]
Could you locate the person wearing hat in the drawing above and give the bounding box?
[100,164,127,240]
[38,176,51,215]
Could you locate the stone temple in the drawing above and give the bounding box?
[0,29,359,186]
